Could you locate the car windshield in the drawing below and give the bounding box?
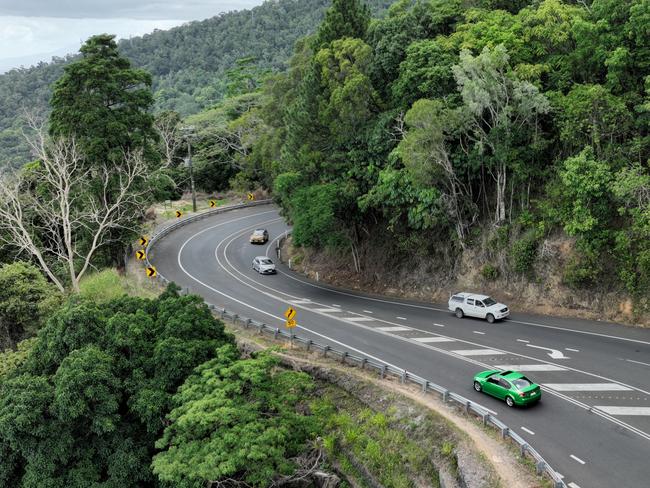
[260,259,273,265]
[512,378,532,389]
[483,297,497,306]
[254,230,265,235]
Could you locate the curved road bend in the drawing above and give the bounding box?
[150,204,650,488]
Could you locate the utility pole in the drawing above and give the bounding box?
[182,126,197,213]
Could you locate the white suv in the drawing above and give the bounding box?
[448,292,509,323]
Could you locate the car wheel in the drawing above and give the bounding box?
[486,313,495,324]
[506,396,515,407]
[473,381,482,392]
[455,308,464,318]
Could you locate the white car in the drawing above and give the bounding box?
[252,256,276,274]
[448,292,509,323]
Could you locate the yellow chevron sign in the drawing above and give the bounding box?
[135,250,146,260]
[209,200,217,208]
[247,192,255,201]
[139,236,148,246]
[175,210,183,218]
[146,266,157,277]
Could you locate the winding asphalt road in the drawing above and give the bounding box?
[150,204,650,488]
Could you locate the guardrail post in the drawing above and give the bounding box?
[220,308,226,319]
[482,413,489,426]
[258,323,263,334]
[520,443,527,457]
[422,380,427,393]
[360,358,367,370]
[306,339,312,351]
[274,328,279,339]
[232,314,238,324]
[341,351,348,364]
[316,271,319,282]
[465,401,471,413]
[501,426,509,439]
[245,318,251,329]
[288,258,292,269]
[400,371,407,384]
[442,390,448,402]
[535,461,544,475]
[380,365,387,379]
[323,345,330,357]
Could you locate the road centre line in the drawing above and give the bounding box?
[565,348,580,352]
[625,358,650,367]
[363,310,374,314]
[396,316,407,320]
[473,331,485,335]
[517,339,529,343]
[521,427,535,435]
[176,213,650,441]
[570,455,586,465]
[434,323,445,327]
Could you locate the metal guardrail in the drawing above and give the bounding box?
[145,200,567,488]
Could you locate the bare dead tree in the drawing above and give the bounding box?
[0,125,147,293]
[154,112,183,167]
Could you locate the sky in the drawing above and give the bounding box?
[0,0,264,73]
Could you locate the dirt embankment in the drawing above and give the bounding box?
[279,234,649,327]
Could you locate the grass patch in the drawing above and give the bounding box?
[312,383,441,488]
[79,269,158,302]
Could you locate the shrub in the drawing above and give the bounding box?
[480,264,499,280]
[510,233,539,275]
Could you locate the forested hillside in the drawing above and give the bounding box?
[218,0,649,318]
[0,0,391,168]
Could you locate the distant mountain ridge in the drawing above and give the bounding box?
[0,0,391,168]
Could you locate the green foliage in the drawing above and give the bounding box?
[314,0,371,49]
[509,232,539,275]
[152,346,317,487]
[290,183,345,248]
[0,286,234,486]
[480,264,499,280]
[0,338,37,380]
[0,262,61,351]
[49,34,157,169]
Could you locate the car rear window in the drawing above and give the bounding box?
[260,259,273,264]
[512,377,532,389]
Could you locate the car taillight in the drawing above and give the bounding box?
[519,392,526,397]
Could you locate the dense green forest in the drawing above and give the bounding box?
[214,0,649,304]
[0,0,392,168]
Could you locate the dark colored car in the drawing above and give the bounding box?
[473,370,541,407]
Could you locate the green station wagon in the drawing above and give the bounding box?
[473,370,541,407]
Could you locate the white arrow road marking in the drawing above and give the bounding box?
[594,406,650,416]
[413,337,455,343]
[544,383,632,391]
[494,364,567,372]
[527,344,570,359]
[452,349,506,356]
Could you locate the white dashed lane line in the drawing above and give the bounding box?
[396,316,407,320]
[363,310,373,314]
[376,326,411,332]
[413,337,455,343]
[452,349,506,356]
[566,348,580,352]
[544,383,632,391]
[570,455,586,465]
[517,339,529,343]
[473,331,485,335]
[494,364,567,371]
[434,323,445,327]
[625,358,650,368]
[521,427,535,435]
